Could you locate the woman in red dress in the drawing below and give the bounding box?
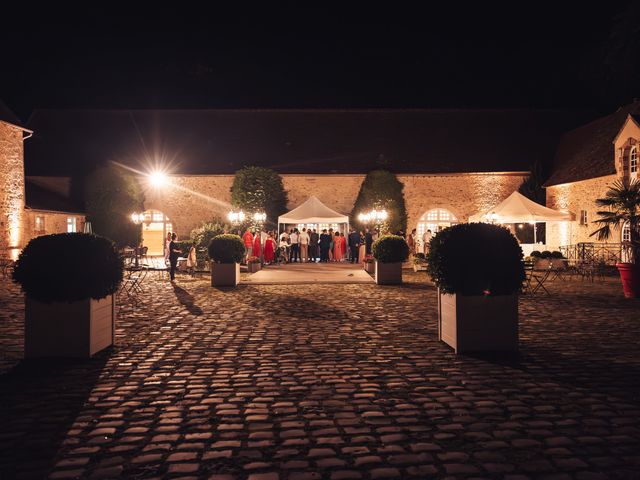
[333,231,343,261]
[263,234,275,264]
[252,232,262,261]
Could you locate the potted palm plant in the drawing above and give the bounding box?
[426,223,525,354]
[208,234,245,287]
[591,178,640,298]
[12,233,123,358]
[372,235,409,285]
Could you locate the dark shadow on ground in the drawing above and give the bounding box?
[0,351,110,479]
[171,282,204,316]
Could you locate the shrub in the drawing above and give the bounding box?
[426,223,525,296]
[12,233,123,303]
[208,234,245,264]
[350,170,408,233]
[550,251,564,259]
[413,252,427,264]
[174,241,192,257]
[231,167,288,229]
[530,250,542,258]
[85,165,144,247]
[540,250,552,258]
[372,235,409,263]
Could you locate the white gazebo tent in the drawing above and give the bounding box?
[469,190,573,246]
[278,196,349,233]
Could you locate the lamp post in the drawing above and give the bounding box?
[358,208,388,232]
[130,212,143,268]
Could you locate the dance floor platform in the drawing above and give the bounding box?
[241,261,375,284]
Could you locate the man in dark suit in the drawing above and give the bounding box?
[309,229,319,262]
[365,228,373,255]
[348,228,361,263]
[319,229,331,262]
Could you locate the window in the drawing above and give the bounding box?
[35,216,45,234]
[622,222,631,243]
[579,210,588,225]
[631,146,638,175]
[67,217,77,233]
[417,208,458,239]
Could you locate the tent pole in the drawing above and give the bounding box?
[534,223,537,244]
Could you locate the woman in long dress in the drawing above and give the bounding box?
[263,234,275,264]
[340,232,347,260]
[358,230,366,263]
[253,232,262,262]
[333,232,343,261]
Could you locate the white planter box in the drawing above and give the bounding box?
[438,291,518,354]
[375,261,402,285]
[211,262,240,287]
[364,262,375,274]
[25,294,115,358]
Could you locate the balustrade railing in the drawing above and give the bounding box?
[559,242,629,265]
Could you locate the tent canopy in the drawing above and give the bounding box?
[469,191,573,223]
[278,196,349,225]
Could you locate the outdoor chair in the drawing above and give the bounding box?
[522,260,550,295]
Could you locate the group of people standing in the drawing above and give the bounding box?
[240,226,380,265]
[406,228,433,255]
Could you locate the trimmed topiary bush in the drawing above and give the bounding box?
[426,223,525,296]
[208,234,245,264]
[12,233,123,303]
[372,235,409,263]
[530,250,542,258]
[550,251,564,259]
[540,250,552,259]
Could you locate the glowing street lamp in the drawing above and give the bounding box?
[228,210,246,224]
[253,212,267,223]
[358,209,388,224]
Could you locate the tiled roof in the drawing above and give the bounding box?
[545,101,640,187]
[25,180,84,214]
[25,108,581,176]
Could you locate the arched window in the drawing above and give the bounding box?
[630,146,638,177]
[622,222,631,243]
[417,208,458,239]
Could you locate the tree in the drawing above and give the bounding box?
[230,167,288,229]
[518,161,546,206]
[591,177,640,264]
[84,164,144,247]
[351,170,408,234]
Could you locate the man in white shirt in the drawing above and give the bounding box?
[289,229,300,262]
[299,228,310,262]
[422,229,433,254]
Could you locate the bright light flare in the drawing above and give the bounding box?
[149,170,168,188]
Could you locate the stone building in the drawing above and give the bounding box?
[24,108,578,254]
[0,101,85,259]
[545,100,640,256]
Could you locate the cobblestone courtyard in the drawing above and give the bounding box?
[1,271,639,479]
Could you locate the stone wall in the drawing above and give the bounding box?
[0,122,25,257]
[23,210,86,245]
[545,174,618,249]
[143,172,527,238]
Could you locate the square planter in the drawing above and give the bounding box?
[25,294,115,358]
[437,290,518,354]
[364,262,375,274]
[375,261,402,285]
[211,262,240,287]
[247,262,261,273]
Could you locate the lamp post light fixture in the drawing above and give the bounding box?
[358,208,388,228]
[130,212,143,268]
[253,212,267,224]
[228,210,246,224]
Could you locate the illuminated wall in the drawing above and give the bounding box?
[0,122,25,258]
[545,174,617,249]
[143,172,527,238]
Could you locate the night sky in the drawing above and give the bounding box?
[2,4,639,122]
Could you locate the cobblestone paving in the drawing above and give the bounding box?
[1,271,640,479]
